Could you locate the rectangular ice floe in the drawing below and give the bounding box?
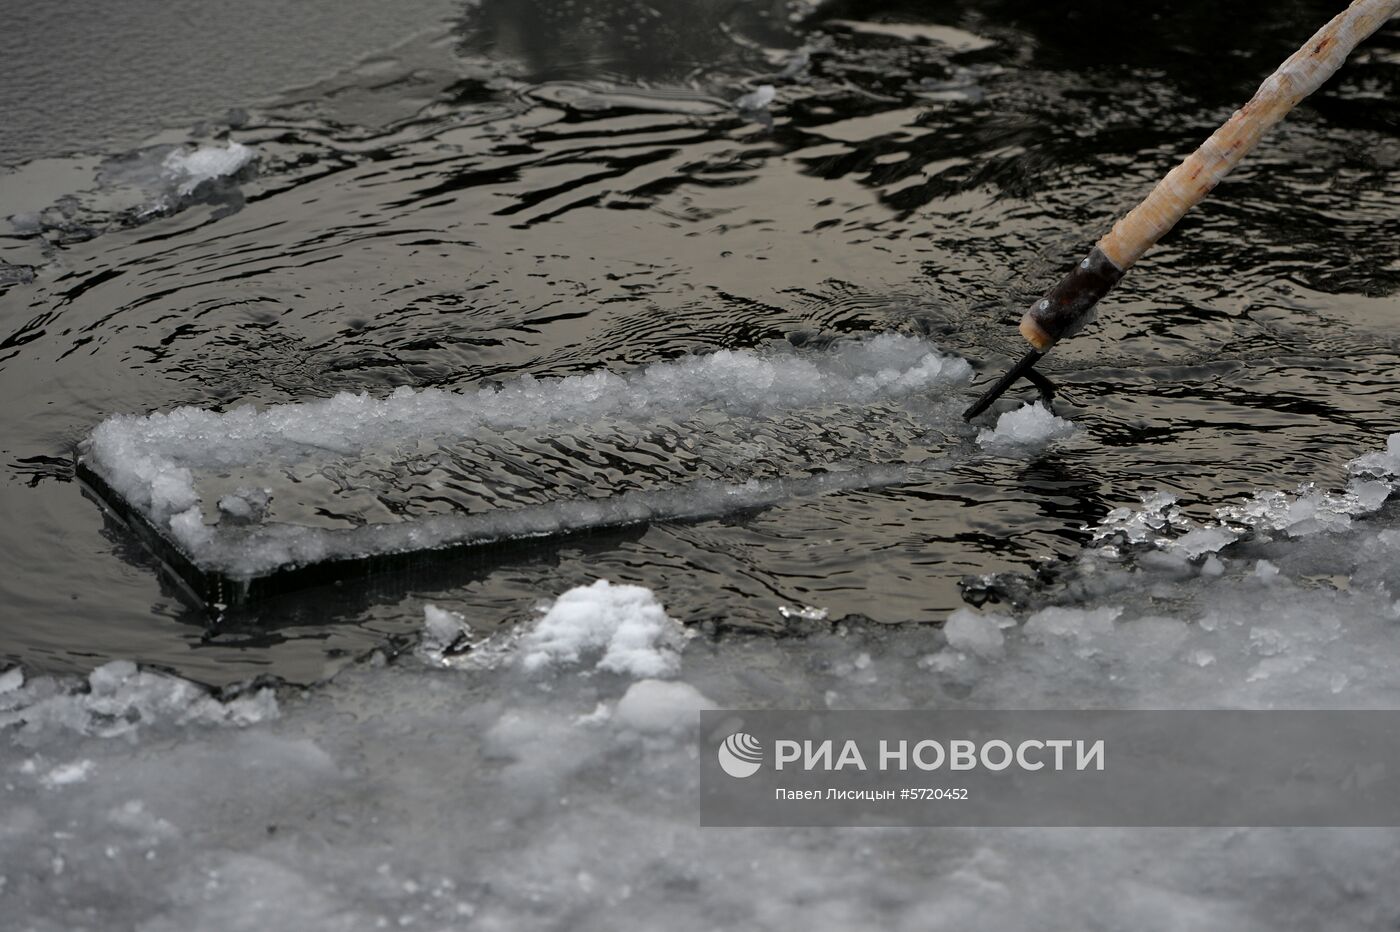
[78,334,971,607]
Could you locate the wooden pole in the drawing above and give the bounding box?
[1017,0,1400,353]
[965,0,1399,421]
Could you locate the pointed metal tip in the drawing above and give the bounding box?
[961,349,1046,422]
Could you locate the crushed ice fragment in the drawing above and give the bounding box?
[1347,433,1400,478]
[1347,478,1392,513]
[942,608,1006,657]
[1094,492,1185,546]
[418,605,472,665]
[162,141,255,196]
[1090,444,1397,566]
[735,84,776,111]
[1214,481,1387,538]
[1172,526,1238,559]
[419,606,514,671]
[422,605,469,647]
[975,403,1075,453]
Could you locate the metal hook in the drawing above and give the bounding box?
[961,349,1057,422]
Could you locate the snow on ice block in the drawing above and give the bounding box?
[78,335,971,607]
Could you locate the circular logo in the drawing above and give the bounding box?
[718,732,763,778]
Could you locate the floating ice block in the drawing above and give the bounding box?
[78,335,972,606]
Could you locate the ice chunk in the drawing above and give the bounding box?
[12,138,258,249]
[520,580,689,678]
[1093,492,1188,547]
[1171,526,1238,559]
[1348,433,1400,478]
[976,403,1075,452]
[421,604,470,655]
[417,604,518,671]
[162,141,255,196]
[80,334,974,591]
[1347,478,1393,513]
[1216,486,1359,537]
[1091,452,1396,564]
[735,84,776,111]
[613,679,715,733]
[943,608,1005,657]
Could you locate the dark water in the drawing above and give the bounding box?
[1,0,1397,684]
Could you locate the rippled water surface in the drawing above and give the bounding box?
[1,0,1397,683]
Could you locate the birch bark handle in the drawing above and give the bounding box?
[1019,0,1400,352]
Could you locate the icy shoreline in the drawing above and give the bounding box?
[8,434,1400,929]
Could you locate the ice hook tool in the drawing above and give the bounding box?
[963,0,1400,422]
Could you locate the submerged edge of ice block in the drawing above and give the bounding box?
[76,461,632,609]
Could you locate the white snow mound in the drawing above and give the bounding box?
[520,580,689,678]
[976,402,1076,451]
